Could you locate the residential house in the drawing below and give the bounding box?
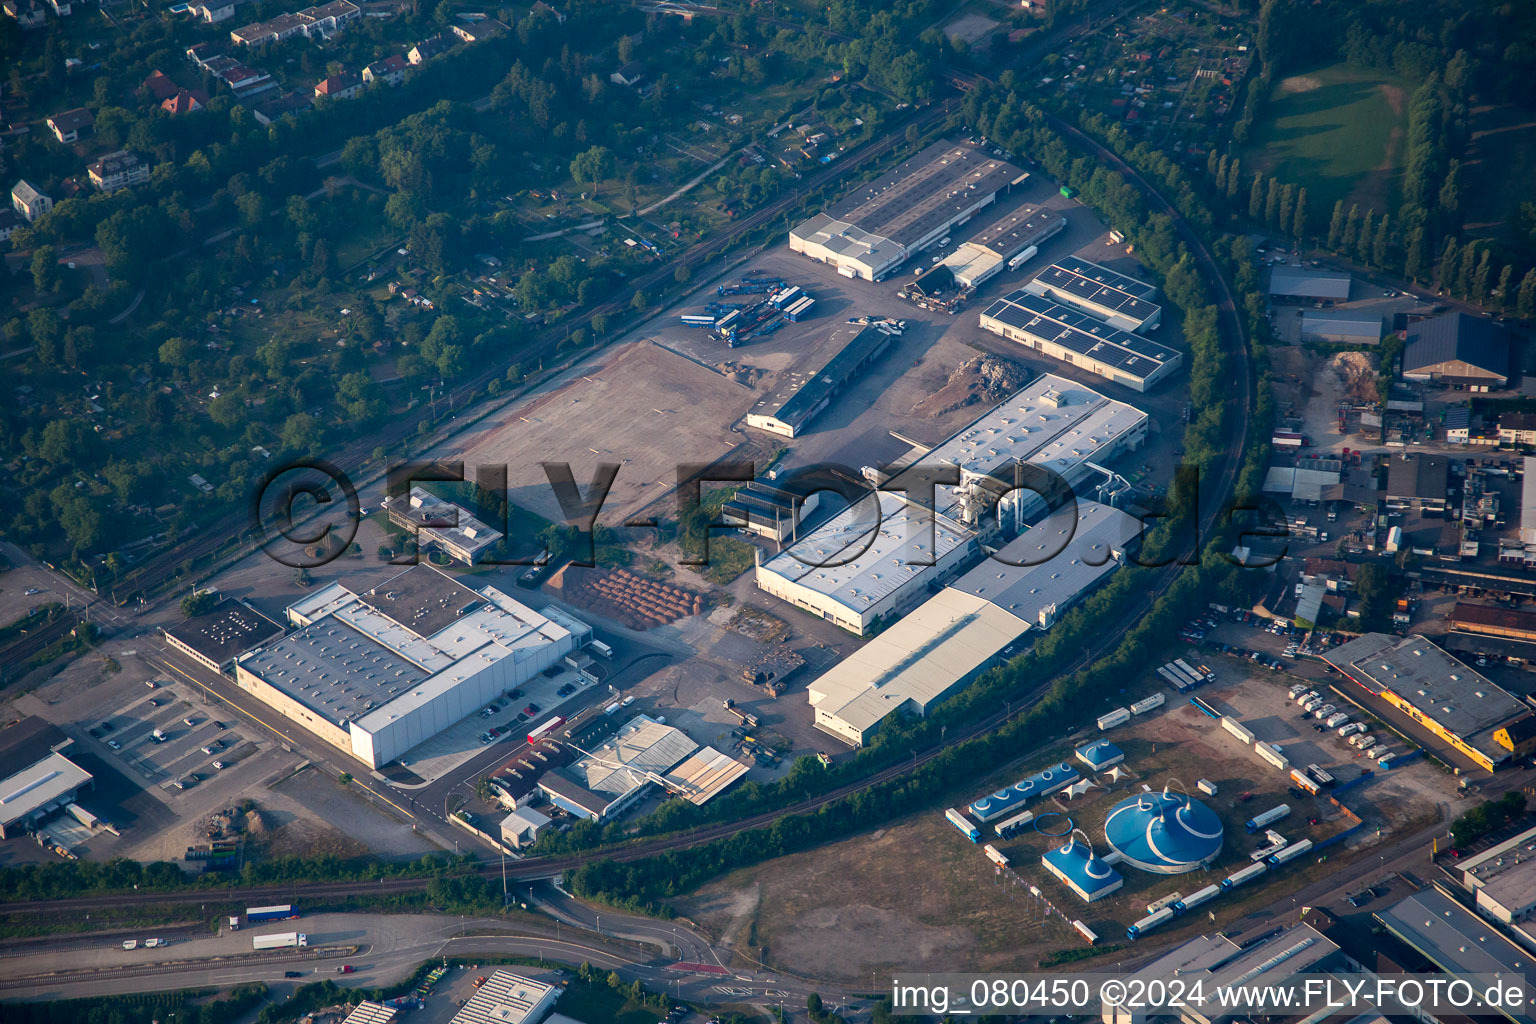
[10,179,52,222]
[87,151,151,192]
[3,0,47,28]
[451,18,505,43]
[407,34,450,64]
[1500,413,1536,448]
[162,88,209,115]
[221,64,277,99]
[191,0,237,21]
[47,107,94,144]
[609,62,645,87]
[0,208,22,244]
[142,70,181,104]
[362,54,408,86]
[314,70,361,100]
[251,91,312,125]
[230,0,359,45]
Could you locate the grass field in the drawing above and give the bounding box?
[1243,62,1411,216]
[1463,101,1536,246]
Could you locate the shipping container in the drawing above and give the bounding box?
[1221,862,1268,890]
[1222,718,1255,744]
[1290,769,1320,795]
[1255,742,1290,771]
[993,809,1035,838]
[1250,837,1289,863]
[1174,884,1221,914]
[680,314,717,327]
[837,265,858,278]
[246,905,297,923]
[1146,892,1183,914]
[1266,839,1314,866]
[1097,707,1131,730]
[1127,906,1174,940]
[1172,659,1203,684]
[588,640,613,658]
[252,932,307,950]
[784,296,816,321]
[1157,665,1193,692]
[1189,697,1221,719]
[1072,919,1099,945]
[1245,804,1291,832]
[1130,693,1166,715]
[945,808,980,843]
[1164,664,1201,691]
[1196,779,1217,795]
[983,844,1010,868]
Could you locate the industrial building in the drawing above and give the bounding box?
[661,747,751,805]
[1267,266,1352,302]
[1321,633,1529,772]
[1402,312,1512,388]
[1299,310,1383,345]
[978,290,1182,392]
[235,564,590,768]
[383,486,504,565]
[1041,831,1122,902]
[1457,824,1536,924]
[896,373,1148,533]
[722,480,820,542]
[340,1003,397,1024]
[755,490,976,637]
[1022,256,1163,332]
[536,715,701,821]
[744,324,893,438]
[1384,453,1451,514]
[804,503,1140,744]
[0,718,94,840]
[1102,785,1224,874]
[449,971,559,1024]
[919,204,1065,290]
[498,806,551,850]
[788,139,1028,281]
[1103,923,1346,1024]
[1375,888,1536,1024]
[163,598,283,673]
[1450,603,1536,645]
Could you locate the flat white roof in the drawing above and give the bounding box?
[0,751,92,828]
[902,373,1147,517]
[565,714,698,797]
[449,970,558,1024]
[809,589,1026,736]
[950,501,1142,627]
[758,490,973,612]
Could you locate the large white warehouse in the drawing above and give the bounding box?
[755,491,977,637]
[1023,255,1163,332]
[234,564,590,768]
[788,139,1027,281]
[808,501,1144,746]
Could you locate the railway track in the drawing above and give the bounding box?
[110,100,954,608]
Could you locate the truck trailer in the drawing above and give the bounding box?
[252,932,307,950]
[246,905,297,923]
[1245,804,1291,832]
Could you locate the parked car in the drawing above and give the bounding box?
[107,739,121,750]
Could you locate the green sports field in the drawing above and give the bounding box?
[1243,62,1411,216]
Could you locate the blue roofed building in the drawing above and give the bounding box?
[1075,739,1125,771]
[967,761,1079,823]
[1042,831,1123,902]
[1103,785,1224,874]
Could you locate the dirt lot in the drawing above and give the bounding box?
[450,339,759,526]
[677,654,1452,981]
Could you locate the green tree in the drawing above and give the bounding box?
[1340,204,1360,253]
[1437,237,1461,291]
[1517,268,1536,320]
[569,146,615,194]
[1263,177,1280,226]
[1471,249,1493,305]
[1277,182,1294,235]
[1404,227,1427,282]
[1248,172,1264,220]
[336,371,384,421]
[281,412,317,451]
[1356,209,1375,265]
[30,245,60,294]
[1291,186,1307,242]
[158,336,195,370]
[181,590,219,618]
[1225,157,1241,201]
[1372,213,1390,269]
[1495,264,1514,311]
[1326,199,1345,249]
